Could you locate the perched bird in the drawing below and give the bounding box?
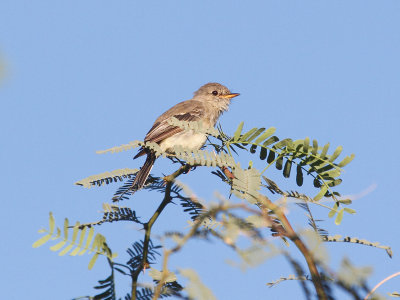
[132,82,239,191]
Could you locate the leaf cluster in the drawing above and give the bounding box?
[77,203,142,228]
[125,240,161,272]
[215,122,354,202]
[33,212,115,270]
[75,168,139,188]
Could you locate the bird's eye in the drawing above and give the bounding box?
[212,91,218,96]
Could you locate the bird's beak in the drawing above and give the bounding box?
[221,93,240,99]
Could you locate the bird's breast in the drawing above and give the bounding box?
[159,131,207,154]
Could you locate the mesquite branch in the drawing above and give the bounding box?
[130,164,192,300]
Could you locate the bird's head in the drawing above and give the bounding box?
[193,83,240,104]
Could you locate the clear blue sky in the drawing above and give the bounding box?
[1,1,399,299]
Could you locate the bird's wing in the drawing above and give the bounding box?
[144,100,205,144]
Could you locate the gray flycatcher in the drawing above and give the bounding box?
[132,82,239,191]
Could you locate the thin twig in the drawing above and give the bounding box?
[259,195,328,300]
[364,271,400,300]
[152,249,172,300]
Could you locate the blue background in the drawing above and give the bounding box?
[1,1,399,299]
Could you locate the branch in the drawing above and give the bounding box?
[258,195,328,300]
[131,164,192,300]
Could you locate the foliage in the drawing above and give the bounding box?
[75,168,139,188]
[34,120,392,300]
[77,203,142,228]
[33,212,116,270]
[323,235,392,258]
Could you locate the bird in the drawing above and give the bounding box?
[132,82,240,192]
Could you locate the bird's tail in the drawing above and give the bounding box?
[132,151,156,192]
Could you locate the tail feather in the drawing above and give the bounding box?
[132,151,156,191]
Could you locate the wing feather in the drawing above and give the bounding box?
[144,100,205,143]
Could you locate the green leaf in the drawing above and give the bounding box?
[337,153,355,167]
[63,218,69,240]
[311,140,318,155]
[327,179,342,187]
[259,147,267,160]
[328,202,339,218]
[71,222,80,243]
[32,234,52,248]
[233,122,244,141]
[274,138,292,149]
[344,208,356,214]
[241,128,258,142]
[79,227,94,255]
[316,164,335,173]
[276,155,283,170]
[70,246,81,256]
[54,227,61,239]
[78,226,87,247]
[59,244,74,256]
[320,143,330,158]
[303,137,310,153]
[329,145,343,162]
[50,240,67,251]
[320,169,341,179]
[263,136,279,147]
[91,234,104,253]
[309,158,325,170]
[88,253,99,270]
[338,199,352,205]
[313,178,322,188]
[245,127,265,142]
[96,140,142,155]
[267,150,275,163]
[314,185,328,201]
[296,165,303,186]
[231,167,261,204]
[49,212,55,234]
[75,168,139,188]
[255,127,276,144]
[250,144,257,153]
[283,159,292,178]
[335,209,344,225]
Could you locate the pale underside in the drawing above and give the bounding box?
[159,130,207,154]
